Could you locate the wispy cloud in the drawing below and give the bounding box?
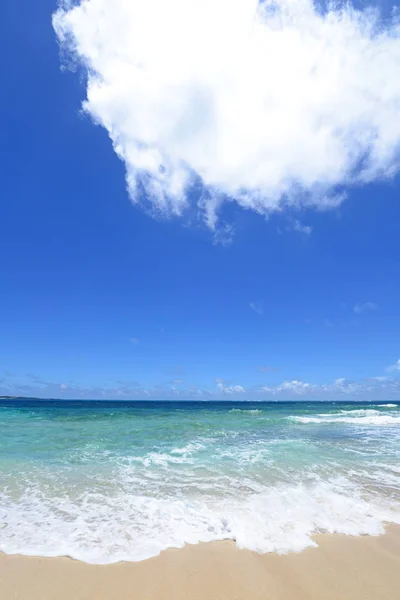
[261,377,392,398]
[129,337,139,344]
[26,374,47,384]
[262,380,315,395]
[289,220,312,235]
[249,302,263,316]
[168,366,184,376]
[217,382,245,394]
[1,373,400,401]
[387,359,400,373]
[353,302,377,314]
[54,1,400,233]
[215,377,232,385]
[258,365,279,373]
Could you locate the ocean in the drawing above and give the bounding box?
[0,399,399,564]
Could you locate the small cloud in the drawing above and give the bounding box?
[353,302,377,314]
[129,337,139,344]
[249,302,263,316]
[189,386,205,396]
[316,192,348,211]
[258,365,279,373]
[289,219,312,235]
[217,382,245,393]
[324,319,334,327]
[26,374,46,384]
[173,379,184,384]
[212,223,235,246]
[387,359,400,373]
[276,380,315,394]
[60,383,68,390]
[115,379,140,387]
[168,366,184,375]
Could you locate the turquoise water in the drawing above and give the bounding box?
[0,399,399,563]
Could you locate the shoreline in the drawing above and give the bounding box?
[1,525,400,599]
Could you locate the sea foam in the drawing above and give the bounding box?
[291,414,400,425]
[1,477,399,564]
[0,400,399,564]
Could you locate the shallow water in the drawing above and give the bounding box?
[0,399,399,563]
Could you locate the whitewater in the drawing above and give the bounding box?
[0,399,399,564]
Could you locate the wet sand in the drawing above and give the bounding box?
[1,526,399,600]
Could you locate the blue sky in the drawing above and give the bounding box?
[1,0,400,400]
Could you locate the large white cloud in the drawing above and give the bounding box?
[53,0,400,228]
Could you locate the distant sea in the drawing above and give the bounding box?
[0,399,399,563]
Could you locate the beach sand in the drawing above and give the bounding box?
[1,525,399,600]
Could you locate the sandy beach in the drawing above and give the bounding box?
[1,526,399,600]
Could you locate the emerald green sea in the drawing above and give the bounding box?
[0,399,399,563]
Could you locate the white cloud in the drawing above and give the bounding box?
[260,377,373,397]
[53,1,400,230]
[258,365,278,373]
[1,373,400,401]
[290,220,312,235]
[260,378,378,400]
[277,380,315,394]
[320,378,366,395]
[249,302,263,316]
[387,359,400,372]
[354,302,377,314]
[129,337,139,344]
[217,382,245,393]
[168,366,184,375]
[189,386,204,396]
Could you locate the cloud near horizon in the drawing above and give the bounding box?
[53,0,400,231]
[2,373,400,401]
